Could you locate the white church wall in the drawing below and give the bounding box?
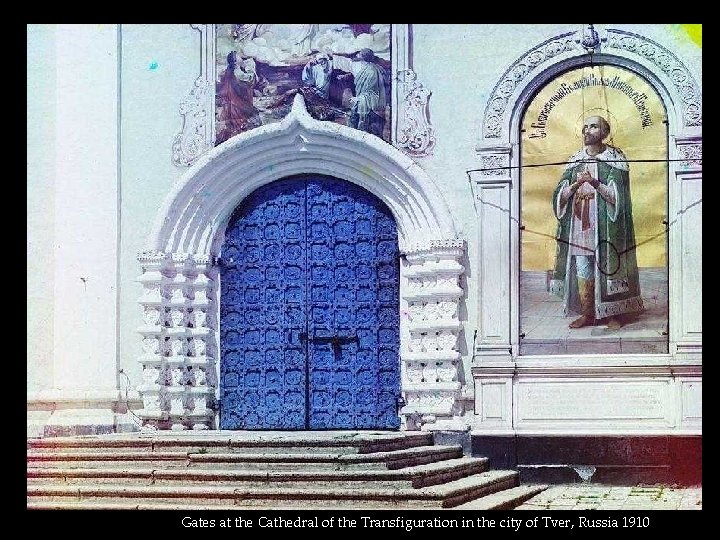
[27,24,700,437]
[27,24,57,395]
[118,24,199,387]
[28,24,123,435]
[411,25,574,405]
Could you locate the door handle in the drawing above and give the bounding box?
[287,330,308,343]
[396,395,405,414]
[310,335,358,345]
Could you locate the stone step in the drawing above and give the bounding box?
[27,469,519,509]
[27,501,246,510]
[27,432,433,455]
[27,451,190,469]
[188,445,463,470]
[27,445,463,471]
[451,484,549,510]
[29,443,368,456]
[27,457,488,489]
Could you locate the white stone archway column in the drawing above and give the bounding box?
[402,240,467,430]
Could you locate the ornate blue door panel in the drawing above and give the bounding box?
[220,176,400,430]
[306,178,400,429]
[220,179,308,429]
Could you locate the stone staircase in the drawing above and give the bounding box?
[27,431,545,510]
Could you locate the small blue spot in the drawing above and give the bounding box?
[149,61,159,71]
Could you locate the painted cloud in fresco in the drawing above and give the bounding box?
[217,24,391,67]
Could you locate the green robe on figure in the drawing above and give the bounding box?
[550,146,644,318]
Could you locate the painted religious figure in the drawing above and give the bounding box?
[551,115,643,329]
[215,24,392,144]
[215,51,262,144]
[519,65,668,356]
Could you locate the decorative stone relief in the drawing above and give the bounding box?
[171,76,215,167]
[169,308,185,328]
[482,27,702,142]
[142,364,161,386]
[400,239,467,430]
[483,31,582,139]
[395,69,436,157]
[192,309,208,329]
[192,367,207,386]
[142,393,161,414]
[677,139,702,168]
[605,29,702,128]
[136,251,216,431]
[143,307,162,327]
[190,337,207,357]
[579,24,601,52]
[171,24,216,167]
[478,153,511,178]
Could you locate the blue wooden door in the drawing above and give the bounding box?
[219,176,400,430]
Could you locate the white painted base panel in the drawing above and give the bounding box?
[472,362,701,434]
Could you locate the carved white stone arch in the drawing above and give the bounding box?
[479,27,701,144]
[471,26,702,434]
[152,95,453,256]
[137,95,467,431]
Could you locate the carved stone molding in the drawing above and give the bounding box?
[172,24,434,167]
[605,29,702,128]
[137,250,168,265]
[152,94,458,255]
[136,251,216,431]
[676,138,702,169]
[481,26,702,143]
[400,240,467,430]
[482,31,582,140]
[404,239,465,259]
[395,69,436,157]
[171,24,216,168]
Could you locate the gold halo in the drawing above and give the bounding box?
[574,107,623,147]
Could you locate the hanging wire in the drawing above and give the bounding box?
[599,63,614,147]
[581,29,588,146]
[471,26,698,269]
[118,369,144,427]
[467,156,689,175]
